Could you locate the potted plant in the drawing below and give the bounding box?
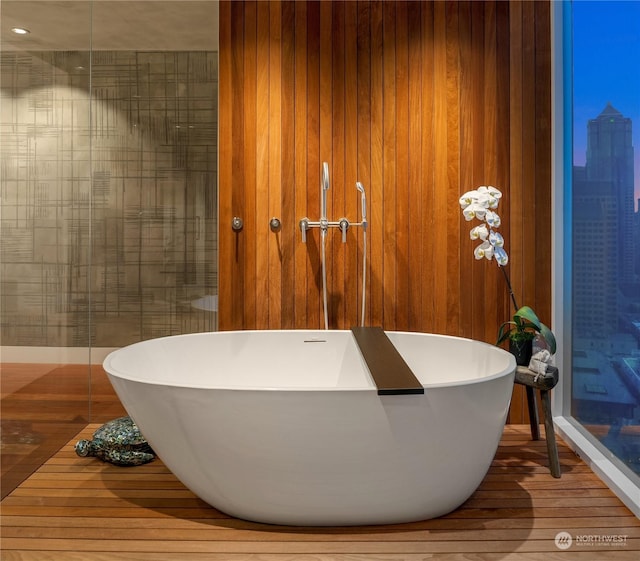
[496,305,556,365]
[459,186,556,366]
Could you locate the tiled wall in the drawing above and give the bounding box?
[0,51,218,347]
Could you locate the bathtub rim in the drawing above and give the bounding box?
[103,329,516,392]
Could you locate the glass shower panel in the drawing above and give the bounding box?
[0,1,92,497]
[87,52,219,345]
[89,1,219,355]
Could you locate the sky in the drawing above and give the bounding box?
[572,0,640,206]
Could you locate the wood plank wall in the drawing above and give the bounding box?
[218,0,552,423]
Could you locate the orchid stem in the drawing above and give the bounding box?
[498,264,519,311]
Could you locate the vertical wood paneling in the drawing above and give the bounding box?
[222,1,246,328]
[293,1,308,329]
[331,0,347,326]
[255,1,270,329]
[218,0,553,423]
[319,0,334,325]
[382,0,397,330]
[482,0,500,347]
[357,1,376,326]
[243,1,257,329]
[495,0,511,335]
[534,0,553,323]
[521,1,538,310]
[395,1,409,331]
[344,0,360,327]
[218,1,233,330]
[445,1,461,336]
[268,1,283,328]
[306,1,321,329]
[458,0,474,339]
[507,0,526,422]
[407,0,423,332]
[432,0,448,334]
[420,0,436,333]
[469,0,487,343]
[281,0,296,329]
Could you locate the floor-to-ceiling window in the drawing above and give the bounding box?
[571,0,640,476]
[555,0,640,514]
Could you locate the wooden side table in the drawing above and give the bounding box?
[515,365,561,478]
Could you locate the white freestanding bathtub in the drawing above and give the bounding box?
[103,330,515,526]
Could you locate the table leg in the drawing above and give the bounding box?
[526,386,540,440]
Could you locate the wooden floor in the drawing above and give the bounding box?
[1,363,126,499]
[1,424,639,560]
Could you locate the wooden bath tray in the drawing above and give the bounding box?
[351,327,424,395]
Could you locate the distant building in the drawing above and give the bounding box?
[584,103,635,284]
[636,199,640,276]
[573,103,637,339]
[572,180,619,337]
[572,349,637,422]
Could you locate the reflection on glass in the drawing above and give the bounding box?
[0,2,219,349]
[571,1,640,477]
[88,50,218,345]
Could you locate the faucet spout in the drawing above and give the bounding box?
[321,162,330,223]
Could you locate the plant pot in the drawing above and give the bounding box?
[509,338,533,366]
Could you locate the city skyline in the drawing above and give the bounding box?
[573,0,640,206]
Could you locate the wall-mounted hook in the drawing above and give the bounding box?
[270,217,281,232]
[232,216,243,231]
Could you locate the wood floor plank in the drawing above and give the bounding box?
[3,526,640,542]
[3,515,638,531]
[1,553,638,561]
[2,495,628,511]
[3,537,640,553]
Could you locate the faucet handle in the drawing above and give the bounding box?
[339,218,349,243]
[299,218,309,243]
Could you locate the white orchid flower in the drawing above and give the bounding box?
[459,190,479,207]
[489,230,504,247]
[470,224,489,241]
[494,247,508,266]
[488,187,502,209]
[461,184,508,265]
[462,202,487,221]
[474,241,494,260]
[476,192,495,209]
[476,185,502,209]
[485,185,502,199]
[485,210,501,228]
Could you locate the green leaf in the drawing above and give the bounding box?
[539,322,557,354]
[496,321,516,346]
[513,306,542,330]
